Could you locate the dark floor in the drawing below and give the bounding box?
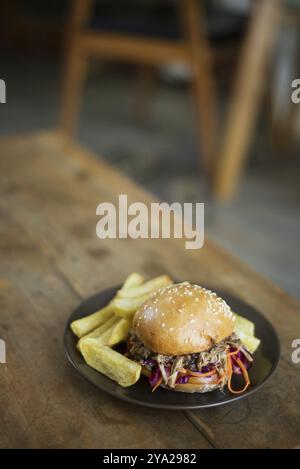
[1,52,300,299]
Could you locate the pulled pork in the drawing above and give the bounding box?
[127,331,243,390]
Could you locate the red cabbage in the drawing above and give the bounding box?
[149,368,161,387]
[231,348,252,375]
[176,375,190,384]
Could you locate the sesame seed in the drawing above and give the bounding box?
[161,323,165,327]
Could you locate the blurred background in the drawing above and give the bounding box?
[0,0,299,298]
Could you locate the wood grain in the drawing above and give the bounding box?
[0,132,299,448]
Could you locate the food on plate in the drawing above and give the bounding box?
[121,272,145,290]
[70,272,144,337]
[108,318,132,346]
[72,273,169,387]
[111,275,173,318]
[80,315,118,341]
[71,305,113,338]
[80,340,142,387]
[77,315,119,352]
[110,295,151,318]
[127,282,254,394]
[234,313,254,336]
[70,272,260,393]
[233,313,260,353]
[117,275,173,299]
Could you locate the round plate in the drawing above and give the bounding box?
[64,285,280,409]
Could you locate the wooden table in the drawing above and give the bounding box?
[0,132,299,449]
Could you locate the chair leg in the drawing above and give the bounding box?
[60,41,89,135]
[180,0,218,180]
[60,0,94,135]
[213,0,281,201]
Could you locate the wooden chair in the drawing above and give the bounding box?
[60,0,218,178]
[213,0,282,200]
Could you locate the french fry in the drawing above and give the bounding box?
[71,305,113,338]
[81,314,118,339]
[234,313,255,336]
[235,330,261,354]
[80,340,142,387]
[122,272,145,290]
[77,315,118,350]
[70,272,144,338]
[108,318,132,346]
[111,294,150,318]
[233,312,260,353]
[111,275,173,318]
[117,275,173,299]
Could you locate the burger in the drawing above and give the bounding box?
[127,282,253,394]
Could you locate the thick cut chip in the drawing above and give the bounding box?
[233,312,260,353]
[122,272,145,290]
[235,329,261,354]
[117,275,173,299]
[111,295,150,318]
[70,272,144,337]
[70,306,113,338]
[234,313,255,336]
[77,315,118,351]
[108,318,132,346]
[80,340,142,387]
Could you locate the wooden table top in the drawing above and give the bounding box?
[0,132,299,449]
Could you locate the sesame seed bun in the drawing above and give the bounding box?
[133,282,235,355]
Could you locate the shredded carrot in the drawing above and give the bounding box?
[234,356,250,391]
[151,376,163,392]
[179,368,217,377]
[227,347,240,357]
[226,353,250,394]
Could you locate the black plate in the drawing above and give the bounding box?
[64,285,280,409]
